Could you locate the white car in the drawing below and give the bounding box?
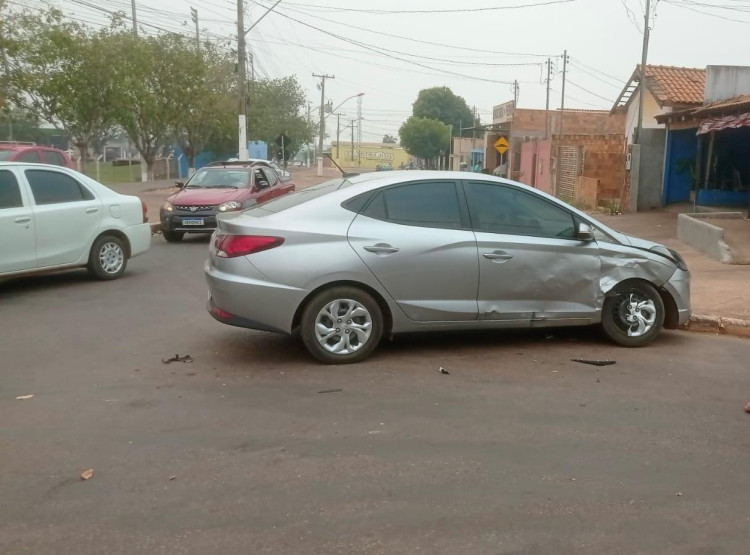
[0,162,151,281]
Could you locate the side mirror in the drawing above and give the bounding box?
[175,180,185,189]
[576,222,595,242]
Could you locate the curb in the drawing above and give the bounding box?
[682,314,750,338]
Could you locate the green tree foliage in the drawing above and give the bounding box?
[247,76,315,162]
[382,134,397,144]
[398,116,450,161]
[412,87,474,136]
[6,8,118,162]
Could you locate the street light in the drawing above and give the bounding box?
[325,92,364,120]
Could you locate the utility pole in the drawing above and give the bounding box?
[237,0,248,160]
[131,0,138,35]
[336,113,341,160]
[313,73,334,176]
[545,58,552,139]
[635,0,651,145]
[357,94,363,152]
[559,49,568,140]
[513,80,519,105]
[350,120,355,167]
[191,7,199,51]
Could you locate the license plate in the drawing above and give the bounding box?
[182,218,204,226]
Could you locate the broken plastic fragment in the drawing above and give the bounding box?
[572,359,616,367]
[162,354,193,364]
[15,394,34,400]
[80,469,94,480]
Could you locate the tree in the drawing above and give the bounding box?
[109,32,186,181]
[399,116,450,162]
[246,76,315,162]
[6,8,117,166]
[412,87,474,137]
[382,134,397,144]
[171,42,236,172]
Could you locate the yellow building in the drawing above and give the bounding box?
[329,142,410,170]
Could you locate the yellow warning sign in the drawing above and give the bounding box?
[494,136,510,155]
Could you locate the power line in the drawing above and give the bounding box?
[663,0,750,21]
[277,0,578,14]
[567,79,613,102]
[249,0,518,85]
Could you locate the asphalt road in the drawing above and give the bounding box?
[2,235,750,554]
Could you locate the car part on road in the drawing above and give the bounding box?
[161,354,193,364]
[15,394,34,400]
[745,401,750,413]
[80,469,94,480]
[439,367,450,375]
[88,235,127,280]
[601,281,665,347]
[318,388,343,394]
[301,286,383,364]
[571,359,617,367]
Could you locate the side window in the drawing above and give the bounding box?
[253,168,270,190]
[362,181,462,229]
[25,170,95,205]
[261,167,279,187]
[0,170,23,209]
[40,150,65,166]
[16,150,41,163]
[466,182,576,239]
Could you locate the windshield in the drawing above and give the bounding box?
[0,151,15,161]
[186,169,250,189]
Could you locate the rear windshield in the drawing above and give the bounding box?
[245,178,350,214]
[0,151,15,161]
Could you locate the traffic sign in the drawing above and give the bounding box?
[494,136,509,155]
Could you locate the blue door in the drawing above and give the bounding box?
[663,128,698,205]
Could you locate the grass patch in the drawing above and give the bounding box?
[81,162,141,185]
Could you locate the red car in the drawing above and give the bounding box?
[160,161,295,242]
[0,142,76,168]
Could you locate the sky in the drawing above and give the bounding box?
[24,0,750,142]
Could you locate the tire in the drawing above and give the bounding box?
[601,281,665,347]
[88,235,128,280]
[163,230,184,243]
[300,286,384,364]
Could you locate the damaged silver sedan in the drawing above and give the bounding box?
[205,171,690,364]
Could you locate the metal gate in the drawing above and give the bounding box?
[556,145,583,201]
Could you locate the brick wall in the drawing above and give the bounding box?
[513,109,625,137]
[554,134,626,205]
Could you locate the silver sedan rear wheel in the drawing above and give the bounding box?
[315,299,373,355]
[301,286,384,364]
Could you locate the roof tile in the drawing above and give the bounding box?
[640,65,706,106]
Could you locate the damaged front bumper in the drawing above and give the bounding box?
[663,268,691,326]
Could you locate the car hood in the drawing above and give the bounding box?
[168,187,247,205]
[622,234,663,250]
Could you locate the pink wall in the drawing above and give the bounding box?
[518,140,552,193]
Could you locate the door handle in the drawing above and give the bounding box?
[483,251,514,261]
[364,244,400,255]
[14,216,31,224]
[85,207,99,214]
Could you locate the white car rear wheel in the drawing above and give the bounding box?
[88,235,127,280]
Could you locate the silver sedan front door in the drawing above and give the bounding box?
[464,181,601,324]
[347,180,479,322]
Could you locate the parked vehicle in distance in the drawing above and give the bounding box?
[0,142,75,169]
[0,162,151,281]
[160,161,295,242]
[205,171,691,364]
[294,160,304,167]
[375,163,393,171]
[221,158,292,180]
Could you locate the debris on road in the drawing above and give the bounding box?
[572,359,616,367]
[15,394,34,400]
[439,367,450,375]
[744,401,750,413]
[162,354,193,364]
[318,388,343,394]
[169,475,177,481]
[675,492,683,496]
[80,469,94,481]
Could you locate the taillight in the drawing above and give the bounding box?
[141,199,148,223]
[214,234,284,258]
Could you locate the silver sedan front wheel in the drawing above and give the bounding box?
[301,286,384,364]
[601,282,665,347]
